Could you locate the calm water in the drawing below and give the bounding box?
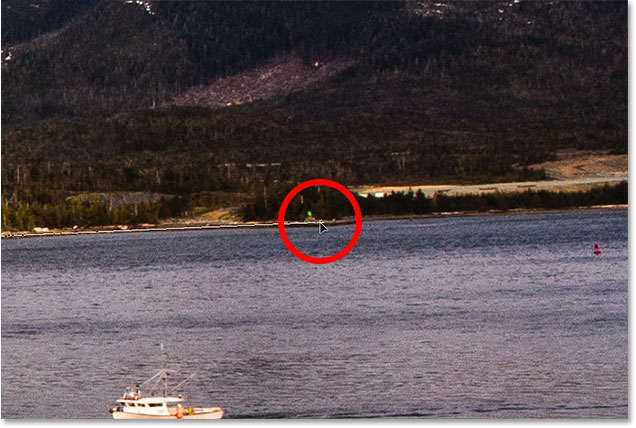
[1,210,627,418]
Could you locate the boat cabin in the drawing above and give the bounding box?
[115,396,185,416]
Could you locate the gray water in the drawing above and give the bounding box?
[1,210,627,418]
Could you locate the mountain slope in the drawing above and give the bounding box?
[0,0,627,230]
[1,0,97,46]
[2,1,398,123]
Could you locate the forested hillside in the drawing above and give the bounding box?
[1,1,627,230]
[2,1,399,122]
[1,0,95,46]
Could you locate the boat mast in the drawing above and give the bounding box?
[160,343,168,396]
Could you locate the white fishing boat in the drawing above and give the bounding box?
[109,345,224,419]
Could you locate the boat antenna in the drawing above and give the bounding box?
[160,343,168,396]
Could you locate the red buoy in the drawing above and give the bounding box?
[593,243,602,255]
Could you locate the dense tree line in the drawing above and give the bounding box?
[242,184,357,222]
[362,182,628,215]
[2,195,189,232]
[3,181,624,231]
[242,182,628,222]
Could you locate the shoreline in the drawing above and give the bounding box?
[358,204,628,224]
[353,173,627,197]
[1,204,627,239]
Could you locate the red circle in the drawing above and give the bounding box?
[278,179,362,264]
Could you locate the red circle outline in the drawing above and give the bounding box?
[278,179,362,264]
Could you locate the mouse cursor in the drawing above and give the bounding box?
[318,221,328,235]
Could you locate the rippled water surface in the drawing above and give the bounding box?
[1,210,627,418]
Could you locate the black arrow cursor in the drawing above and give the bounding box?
[318,221,328,235]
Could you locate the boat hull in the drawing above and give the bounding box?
[112,408,224,419]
